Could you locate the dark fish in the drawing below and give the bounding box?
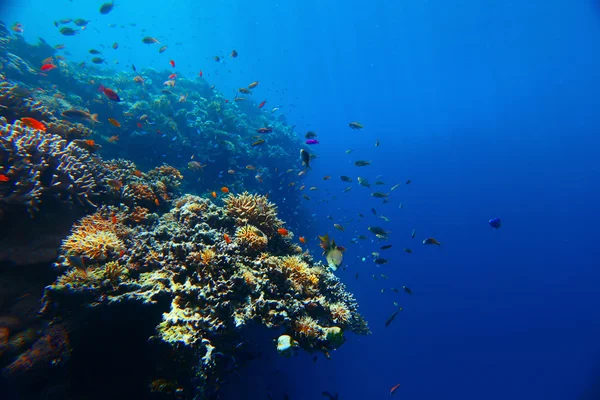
[489,217,502,229]
[305,131,317,139]
[91,57,106,64]
[89,49,102,54]
[300,149,310,169]
[411,229,416,238]
[423,237,440,246]
[99,1,115,14]
[159,45,168,53]
[355,273,359,280]
[404,248,412,254]
[67,255,85,270]
[59,27,78,36]
[142,36,160,44]
[402,285,412,295]
[405,179,412,184]
[371,192,388,198]
[354,160,371,166]
[368,226,388,236]
[11,86,32,98]
[340,175,352,182]
[348,121,363,129]
[132,64,136,72]
[251,139,265,146]
[380,245,392,250]
[385,307,402,327]
[74,19,89,26]
[374,258,387,265]
[371,208,376,215]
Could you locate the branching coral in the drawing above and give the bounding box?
[235,224,268,252]
[60,211,126,261]
[224,192,283,234]
[0,81,55,123]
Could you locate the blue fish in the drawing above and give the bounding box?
[489,217,502,229]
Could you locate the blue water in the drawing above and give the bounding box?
[3,0,600,398]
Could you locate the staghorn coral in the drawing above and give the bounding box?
[224,192,283,234]
[41,194,368,398]
[0,118,114,216]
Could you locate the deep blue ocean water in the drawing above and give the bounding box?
[3,0,600,398]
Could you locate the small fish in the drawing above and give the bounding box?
[258,100,267,108]
[142,36,160,44]
[245,165,256,170]
[213,56,221,62]
[411,229,416,238]
[99,0,115,14]
[0,174,10,182]
[368,226,389,236]
[41,63,57,71]
[306,139,319,145]
[91,57,106,64]
[375,139,380,147]
[390,384,401,395]
[300,149,311,169]
[334,224,345,231]
[248,81,259,89]
[489,217,502,229]
[252,139,266,146]
[257,127,273,133]
[343,187,352,193]
[423,237,441,246]
[404,248,412,253]
[54,44,65,49]
[211,191,217,199]
[89,49,102,55]
[345,149,353,154]
[303,195,311,200]
[402,285,412,295]
[354,160,371,167]
[348,121,364,130]
[299,237,306,244]
[390,183,401,191]
[230,49,238,58]
[358,177,371,188]
[107,118,120,127]
[405,179,412,184]
[278,228,289,236]
[224,233,231,244]
[74,19,89,26]
[374,258,387,265]
[371,208,377,215]
[305,131,318,139]
[169,60,175,68]
[132,64,137,72]
[11,22,24,33]
[380,274,388,280]
[323,176,332,180]
[62,109,99,123]
[20,117,46,132]
[380,215,390,222]
[385,307,403,327]
[221,187,229,193]
[67,255,85,270]
[59,27,78,36]
[309,186,318,191]
[159,45,168,53]
[98,85,121,101]
[398,202,403,209]
[371,192,388,198]
[375,181,385,185]
[106,179,123,190]
[340,176,352,182]
[380,245,392,250]
[112,42,118,50]
[107,135,119,143]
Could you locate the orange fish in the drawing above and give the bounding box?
[41,63,57,72]
[133,170,143,177]
[0,174,9,183]
[111,213,117,224]
[277,228,289,236]
[258,100,266,108]
[224,233,231,244]
[108,118,121,127]
[211,191,217,199]
[168,73,177,80]
[119,249,126,257]
[84,139,96,147]
[154,198,160,206]
[390,384,401,395]
[108,135,119,143]
[20,117,47,132]
[221,187,229,193]
[169,60,175,68]
[42,56,53,64]
[299,237,306,244]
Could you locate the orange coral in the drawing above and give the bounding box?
[129,183,157,202]
[129,206,150,223]
[328,302,351,325]
[294,316,322,339]
[61,212,125,261]
[280,256,320,294]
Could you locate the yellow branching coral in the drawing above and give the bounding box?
[280,256,320,294]
[61,212,125,261]
[224,192,283,234]
[235,224,268,251]
[190,248,216,266]
[328,302,352,325]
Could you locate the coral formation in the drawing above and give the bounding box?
[224,192,283,234]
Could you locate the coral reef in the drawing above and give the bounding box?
[40,194,369,397]
[224,191,284,234]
